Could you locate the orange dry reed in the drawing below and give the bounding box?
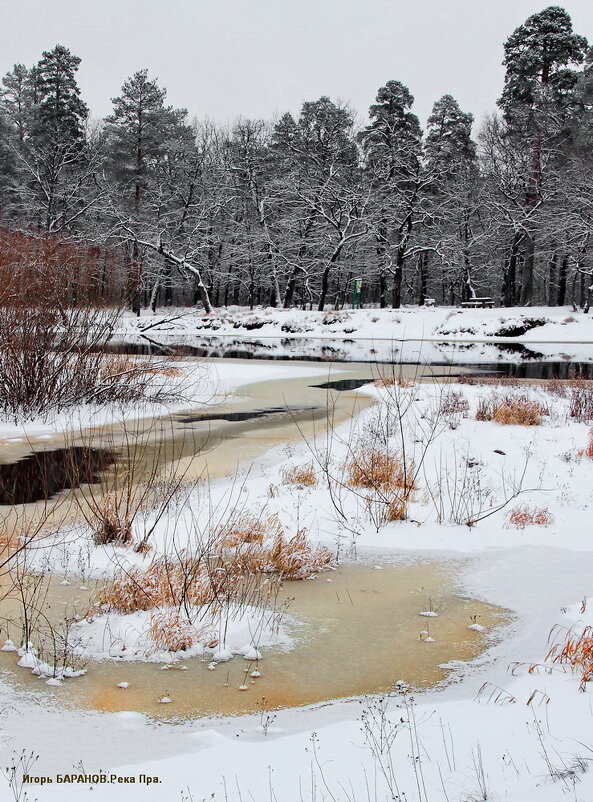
[386,498,407,521]
[281,463,318,488]
[508,505,553,529]
[217,513,273,548]
[375,375,414,388]
[547,626,593,691]
[476,393,546,426]
[98,526,334,614]
[149,611,200,652]
[267,529,332,579]
[346,451,416,493]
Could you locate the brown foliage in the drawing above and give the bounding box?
[386,498,408,521]
[281,463,318,488]
[267,529,333,579]
[93,492,133,545]
[98,524,334,614]
[346,451,416,493]
[149,611,200,652]
[547,625,593,691]
[476,393,546,426]
[508,505,553,529]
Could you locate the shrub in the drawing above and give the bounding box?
[441,389,470,428]
[586,429,593,459]
[0,231,190,421]
[569,384,593,422]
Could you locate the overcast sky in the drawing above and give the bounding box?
[2,0,593,130]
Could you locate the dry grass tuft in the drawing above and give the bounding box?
[346,451,416,493]
[508,505,553,529]
[386,498,408,521]
[98,522,334,615]
[281,463,318,488]
[375,374,414,388]
[98,554,212,614]
[217,513,277,548]
[267,529,333,579]
[149,611,199,652]
[99,355,185,382]
[93,492,133,545]
[547,625,593,691]
[476,393,546,426]
[458,374,519,387]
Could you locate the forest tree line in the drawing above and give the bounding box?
[1,6,593,313]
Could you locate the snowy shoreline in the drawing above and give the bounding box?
[2,345,593,801]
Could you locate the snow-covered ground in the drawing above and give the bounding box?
[2,346,593,800]
[0,358,332,440]
[116,304,593,365]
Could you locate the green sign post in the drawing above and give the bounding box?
[352,277,362,309]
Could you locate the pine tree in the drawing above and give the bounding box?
[498,7,588,305]
[31,45,88,146]
[105,70,194,312]
[1,64,32,143]
[105,70,190,213]
[360,81,422,308]
[425,95,475,169]
[424,96,479,303]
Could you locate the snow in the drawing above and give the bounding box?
[0,358,333,440]
[3,327,593,800]
[67,605,294,663]
[115,304,593,364]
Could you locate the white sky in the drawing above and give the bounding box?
[2,0,592,131]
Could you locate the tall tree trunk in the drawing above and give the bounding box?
[377,218,389,308]
[548,250,557,306]
[521,233,535,306]
[418,251,428,305]
[557,253,568,306]
[318,246,342,312]
[501,233,520,307]
[392,218,412,309]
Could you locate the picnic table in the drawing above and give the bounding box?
[460,297,494,309]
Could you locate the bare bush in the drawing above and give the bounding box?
[569,383,593,422]
[0,231,193,420]
[441,389,470,428]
